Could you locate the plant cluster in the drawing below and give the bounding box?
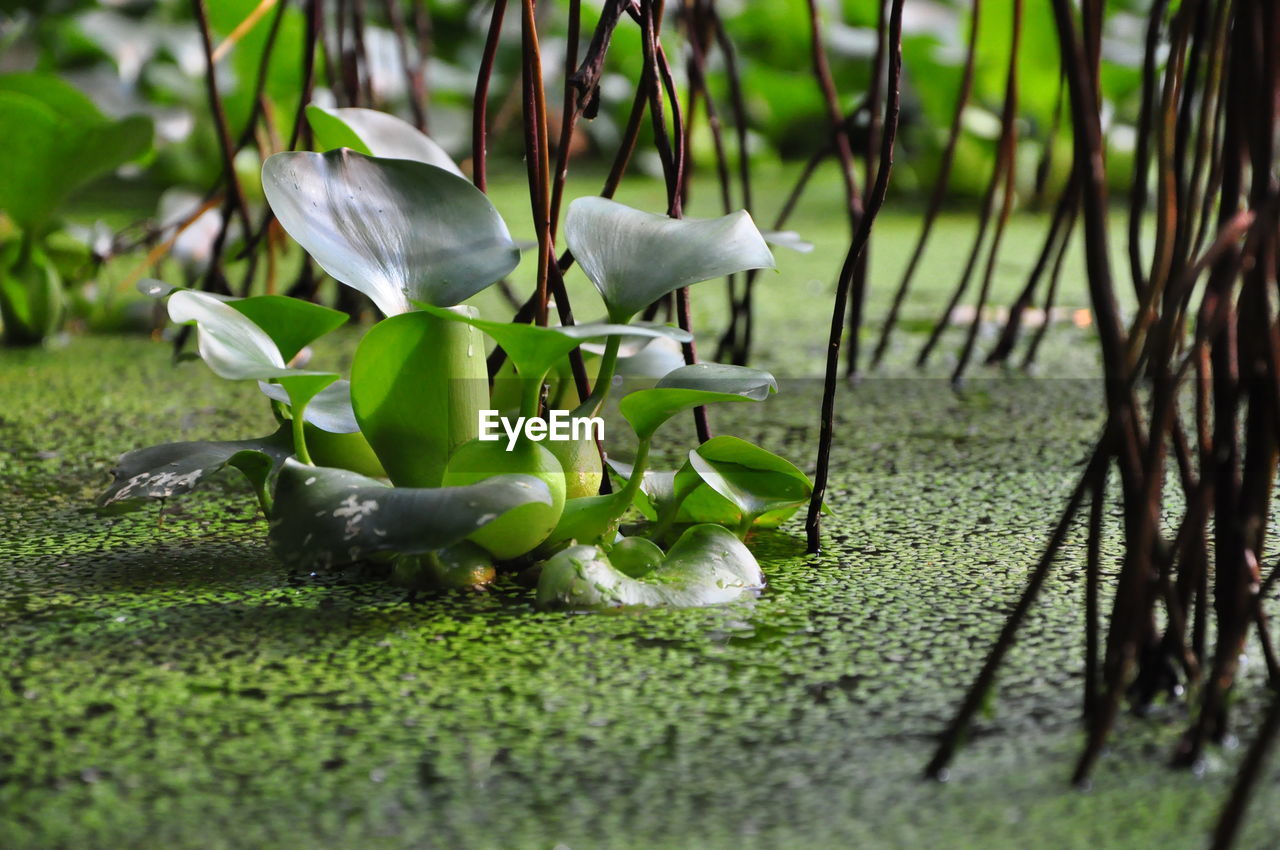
[0,73,153,345]
[97,107,815,609]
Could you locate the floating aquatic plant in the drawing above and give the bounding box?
[98,110,809,609]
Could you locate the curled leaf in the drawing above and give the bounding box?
[259,379,359,434]
[224,294,346,363]
[167,289,290,381]
[536,524,764,609]
[565,197,775,321]
[268,459,554,571]
[96,430,292,515]
[619,363,778,440]
[415,301,691,380]
[306,104,464,177]
[685,436,813,521]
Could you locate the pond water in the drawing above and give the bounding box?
[2,332,1277,848]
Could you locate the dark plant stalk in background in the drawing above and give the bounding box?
[192,0,254,241]
[806,0,904,554]
[842,0,887,381]
[519,0,552,329]
[871,0,981,370]
[472,0,508,194]
[928,4,1280,836]
[949,0,1021,387]
[916,0,1021,375]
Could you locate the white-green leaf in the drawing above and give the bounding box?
[306,104,464,177]
[262,149,520,316]
[96,429,293,514]
[259,379,359,434]
[686,436,812,520]
[618,363,777,440]
[565,197,776,321]
[167,289,291,381]
[268,459,554,570]
[415,300,691,380]
[536,525,764,609]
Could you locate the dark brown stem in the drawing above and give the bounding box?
[472,0,509,193]
[806,0,904,553]
[871,0,981,369]
[192,0,254,239]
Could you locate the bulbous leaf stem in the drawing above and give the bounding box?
[520,368,549,420]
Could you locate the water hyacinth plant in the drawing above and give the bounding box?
[0,73,152,345]
[98,108,814,609]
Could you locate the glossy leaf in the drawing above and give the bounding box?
[306,105,465,177]
[350,309,487,487]
[142,286,343,363]
[619,363,777,440]
[96,430,293,515]
[167,290,340,439]
[610,462,804,531]
[607,536,665,578]
[564,197,775,321]
[267,459,553,570]
[259,379,359,433]
[415,301,691,380]
[536,524,764,609]
[686,436,813,520]
[261,149,520,315]
[167,290,291,380]
[543,492,625,548]
[608,461,741,526]
[226,295,347,362]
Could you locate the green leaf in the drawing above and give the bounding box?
[536,524,764,609]
[226,295,347,363]
[268,459,553,570]
[306,105,464,177]
[259,379,359,433]
[607,461,741,526]
[167,290,339,449]
[96,429,293,515]
[0,72,101,123]
[261,149,520,316]
[607,536,665,578]
[618,363,777,440]
[304,104,370,154]
[0,242,62,345]
[686,436,813,520]
[0,74,152,229]
[350,309,488,487]
[167,289,290,380]
[414,301,691,380]
[564,197,775,321]
[543,492,625,548]
[167,290,336,391]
